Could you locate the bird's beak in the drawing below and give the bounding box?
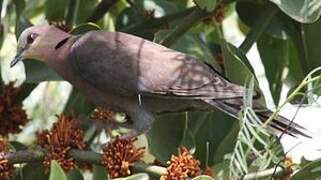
[10,48,24,68]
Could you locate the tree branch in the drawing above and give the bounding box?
[160,8,208,47]
[4,148,165,177]
[120,7,196,33]
[86,0,117,23]
[4,148,293,179]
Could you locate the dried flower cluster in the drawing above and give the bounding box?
[202,167,215,177]
[279,155,294,180]
[214,4,224,23]
[161,147,201,180]
[102,137,145,178]
[90,107,116,122]
[0,138,13,180]
[0,83,28,136]
[37,115,86,172]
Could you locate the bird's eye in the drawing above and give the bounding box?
[27,33,38,44]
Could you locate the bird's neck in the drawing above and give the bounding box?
[45,36,78,80]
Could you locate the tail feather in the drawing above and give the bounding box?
[203,99,311,138]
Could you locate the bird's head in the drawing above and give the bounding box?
[10,25,70,67]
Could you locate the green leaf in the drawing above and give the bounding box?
[9,141,28,151]
[75,0,98,24]
[64,89,94,115]
[49,161,67,180]
[93,165,107,180]
[24,60,63,83]
[180,126,196,152]
[269,0,321,23]
[188,111,236,166]
[147,112,186,163]
[67,169,84,180]
[297,19,321,72]
[292,158,321,179]
[15,162,48,180]
[257,34,289,105]
[236,1,288,40]
[192,175,215,180]
[221,39,255,86]
[45,0,68,22]
[70,22,101,35]
[194,0,217,12]
[114,173,149,180]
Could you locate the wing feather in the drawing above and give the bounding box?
[69,31,245,99]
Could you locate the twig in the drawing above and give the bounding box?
[160,8,208,47]
[243,166,285,180]
[4,148,165,177]
[121,7,196,33]
[86,0,117,23]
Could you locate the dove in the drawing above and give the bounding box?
[11,25,309,138]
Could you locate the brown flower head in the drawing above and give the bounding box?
[0,138,13,180]
[49,21,71,32]
[0,83,29,136]
[90,107,116,122]
[37,114,86,172]
[161,147,201,180]
[102,137,145,178]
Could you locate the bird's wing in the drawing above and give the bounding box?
[69,31,245,99]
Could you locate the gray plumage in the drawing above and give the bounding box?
[11,26,309,138]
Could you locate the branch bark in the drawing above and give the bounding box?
[4,148,166,177]
[160,8,208,47]
[4,148,292,179]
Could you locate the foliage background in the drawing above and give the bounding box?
[1,0,321,179]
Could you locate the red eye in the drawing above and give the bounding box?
[27,33,38,44]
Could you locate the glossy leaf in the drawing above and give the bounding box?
[298,19,321,71]
[269,0,321,23]
[236,1,288,40]
[49,161,67,180]
[257,34,289,105]
[188,111,237,166]
[45,0,68,22]
[75,0,98,24]
[147,112,186,162]
[67,169,84,180]
[221,39,255,86]
[15,162,48,180]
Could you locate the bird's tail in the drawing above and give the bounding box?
[204,98,311,138]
